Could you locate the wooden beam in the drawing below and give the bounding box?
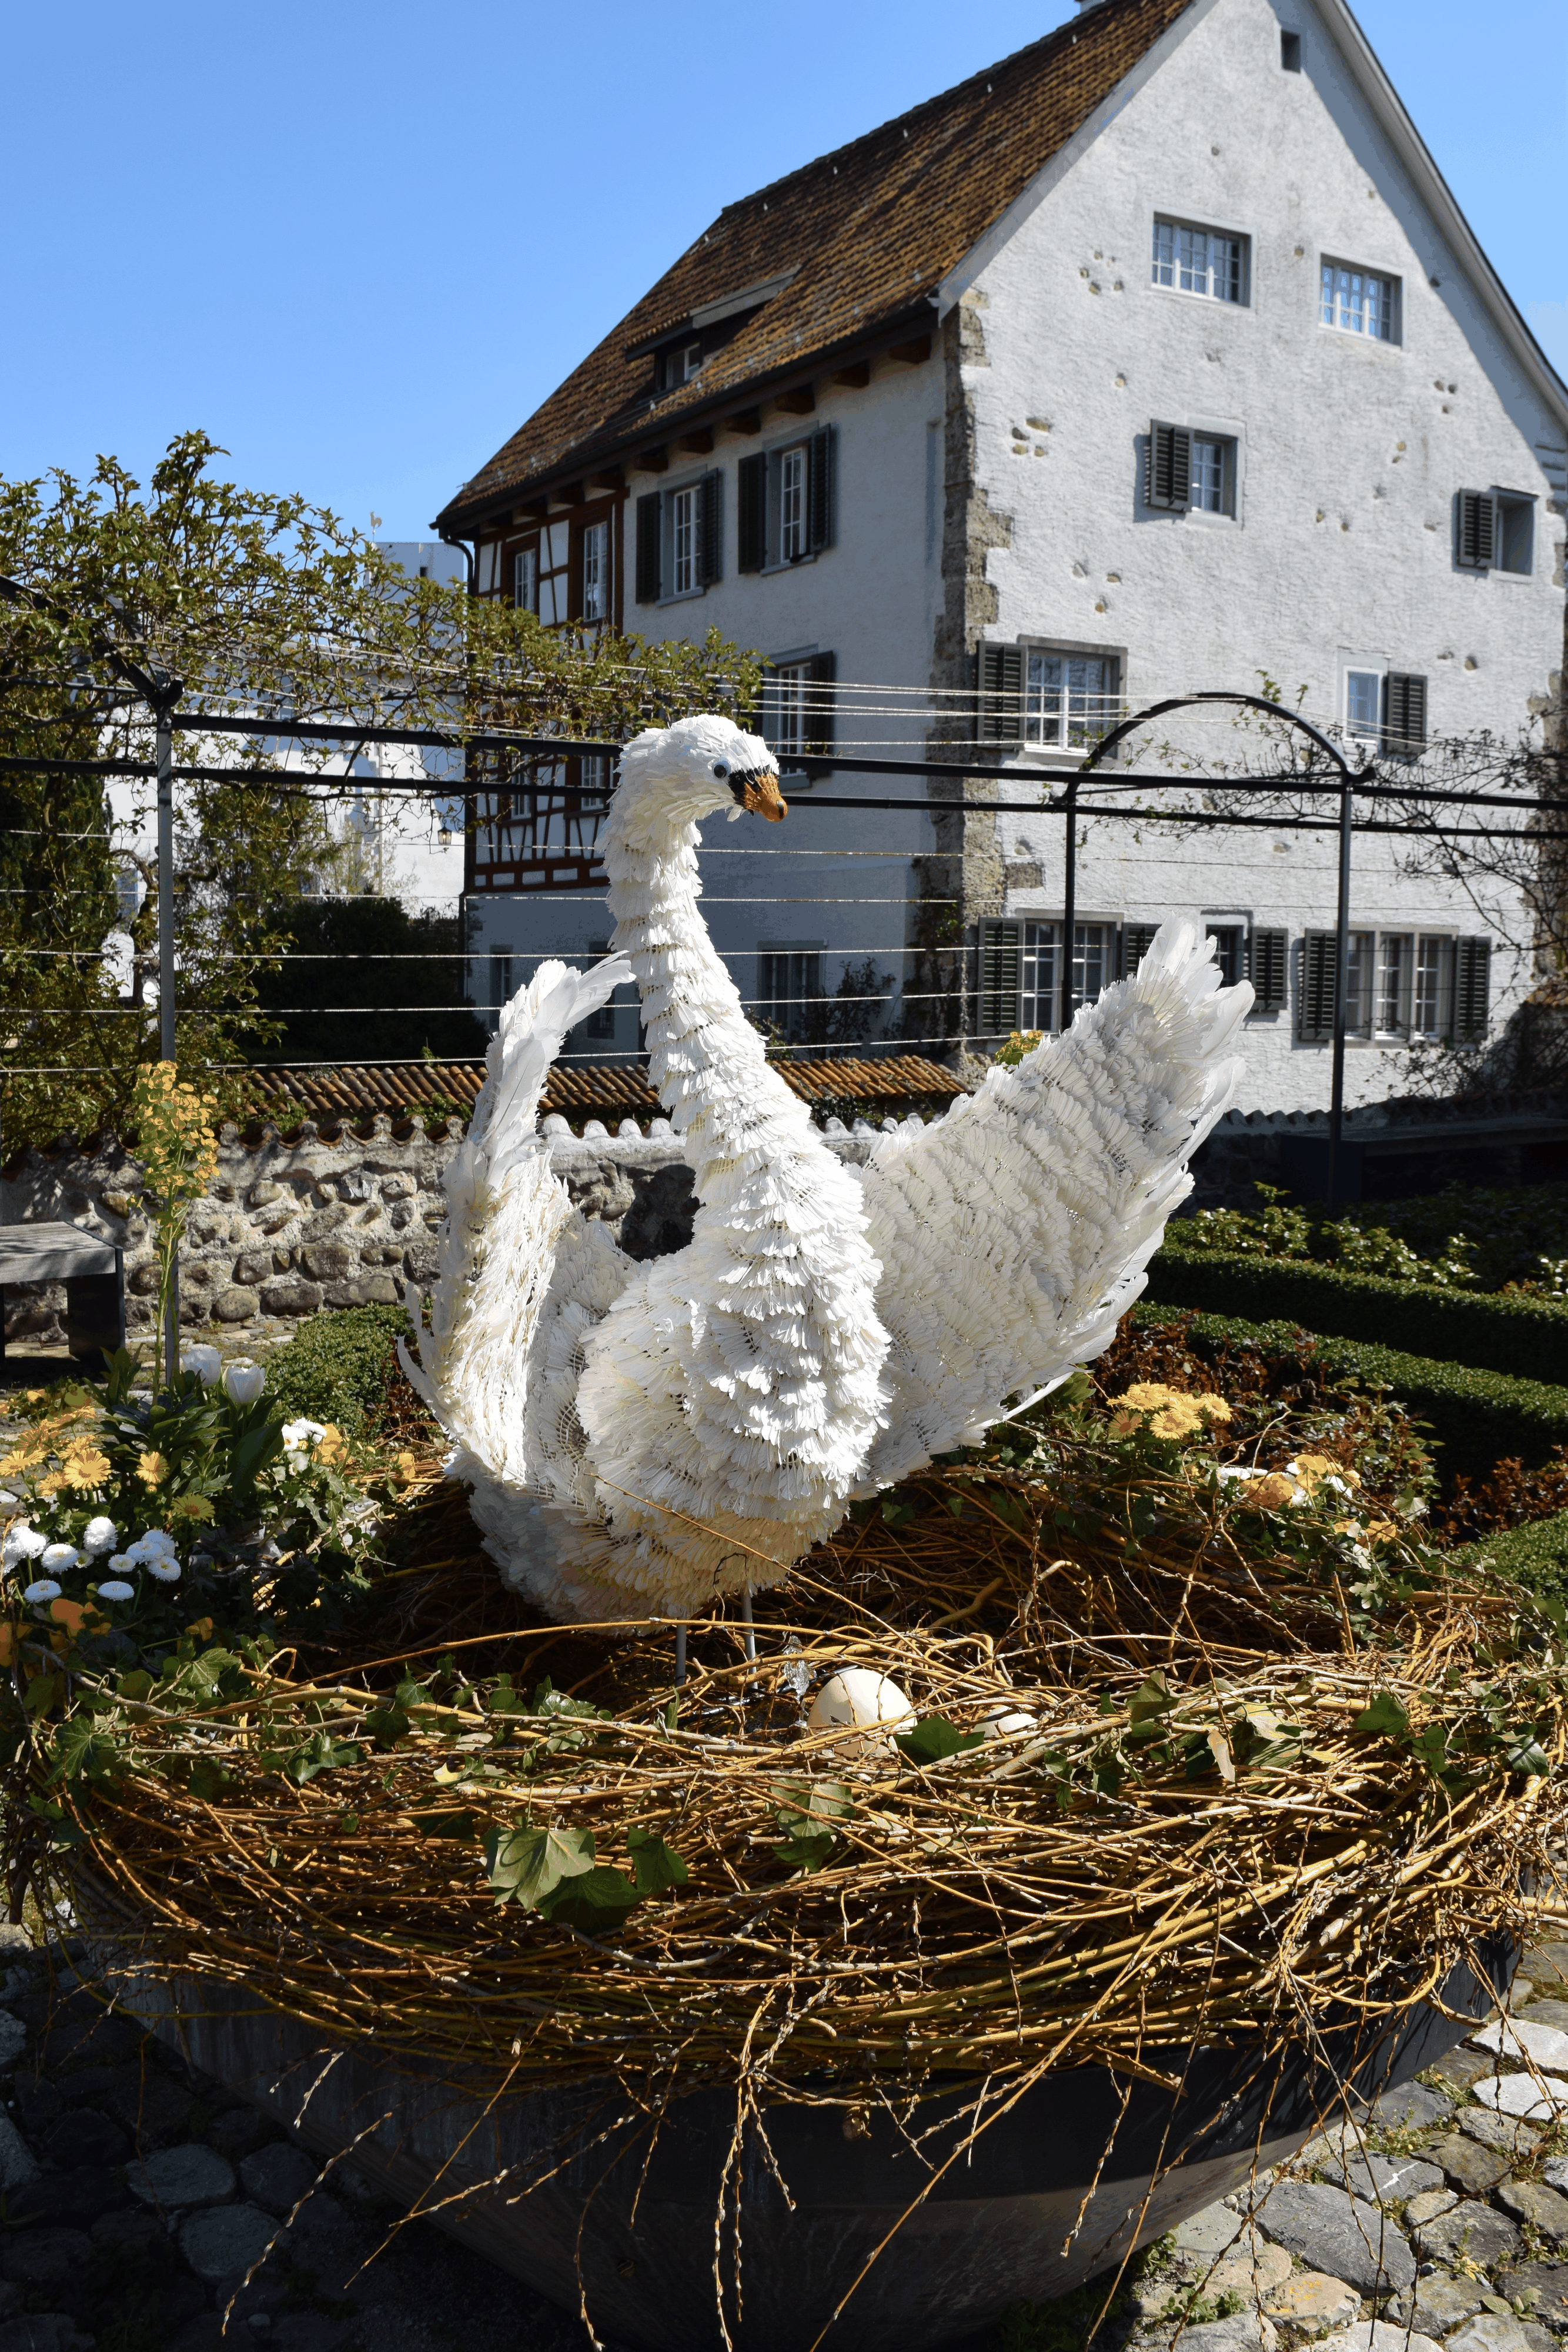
[549,482,586,509]
[678,426,715,455]
[887,335,932,366]
[831,360,871,389]
[773,385,817,415]
[630,445,669,474]
[724,407,763,436]
[514,500,548,523]
[586,467,624,494]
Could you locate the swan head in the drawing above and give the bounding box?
[611,714,785,847]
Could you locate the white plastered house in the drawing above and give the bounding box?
[436,0,1567,1112]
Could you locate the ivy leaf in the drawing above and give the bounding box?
[188,1757,234,1803]
[880,1497,917,1530]
[1506,1731,1552,1778]
[626,1826,688,1895]
[774,1831,840,1873]
[483,1822,596,1910]
[537,1865,642,1932]
[362,1704,412,1748]
[1352,1693,1411,1740]
[894,1716,985,1767]
[1128,1671,1175,1725]
[283,1731,362,1785]
[45,1718,121,1786]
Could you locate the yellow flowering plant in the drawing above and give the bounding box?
[130,1062,220,1396]
[1107,1382,1235,1442]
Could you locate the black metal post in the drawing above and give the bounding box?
[1325,780,1354,1212]
[154,684,180,1372]
[1060,780,1078,1031]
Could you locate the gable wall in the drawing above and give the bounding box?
[964,0,1565,1109]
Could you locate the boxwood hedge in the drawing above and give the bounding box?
[1128,1301,1568,1486]
[1149,1246,1568,1386]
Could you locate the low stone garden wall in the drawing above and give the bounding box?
[0,1115,877,1353]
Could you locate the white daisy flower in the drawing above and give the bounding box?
[2,1526,49,1568]
[95,1581,135,1603]
[23,1580,62,1605]
[143,1558,182,1584]
[39,1544,79,1574]
[82,1517,119,1556]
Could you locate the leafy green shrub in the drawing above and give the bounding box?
[1129,1302,1568,1488]
[263,1304,413,1437]
[1176,1179,1568,1294]
[1457,1509,1568,1603]
[1147,1250,1568,1386]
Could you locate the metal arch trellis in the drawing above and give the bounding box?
[3,659,1546,1210]
[1078,690,1373,1210]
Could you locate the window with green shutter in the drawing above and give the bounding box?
[1299,932,1337,1043]
[808,427,835,552]
[978,917,1022,1034]
[697,472,723,587]
[1146,422,1192,510]
[978,644,1024,743]
[738,454,767,573]
[1383,674,1427,756]
[635,493,662,604]
[1457,490,1496,570]
[1249,927,1289,1015]
[1455,936,1492,1041]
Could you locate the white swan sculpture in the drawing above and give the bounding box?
[402,714,1252,1623]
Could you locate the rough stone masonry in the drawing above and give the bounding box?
[0,1117,878,1354]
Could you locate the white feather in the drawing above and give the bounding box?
[410,718,1249,1625]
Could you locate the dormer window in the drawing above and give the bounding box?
[660,340,704,390]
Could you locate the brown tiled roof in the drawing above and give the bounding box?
[439,0,1193,528]
[238,1057,965,1130]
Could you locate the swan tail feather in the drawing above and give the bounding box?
[857,918,1251,1481]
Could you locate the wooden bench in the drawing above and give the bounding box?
[0,1224,126,1371]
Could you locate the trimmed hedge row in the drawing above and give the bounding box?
[1149,1246,1568,1387]
[1456,1509,1568,1599]
[1128,1301,1568,1486]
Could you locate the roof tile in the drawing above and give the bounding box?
[441,0,1192,524]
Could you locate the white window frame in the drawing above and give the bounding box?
[513,547,538,613]
[1497,492,1537,578]
[580,521,608,623]
[670,485,698,599]
[778,446,808,563]
[765,659,810,771]
[1189,430,1238,517]
[755,938,825,1044]
[1320,258,1400,343]
[1345,667,1384,744]
[1343,929,1457,1042]
[1151,215,1249,305]
[1022,646,1122,750]
[1018,918,1115,1033]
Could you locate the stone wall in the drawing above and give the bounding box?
[7,1089,1559,1350]
[0,1115,878,1352]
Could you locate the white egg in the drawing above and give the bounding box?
[981,1708,1037,1741]
[808,1669,913,1750]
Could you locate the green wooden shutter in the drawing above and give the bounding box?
[1122,922,1160,977]
[737,454,767,572]
[805,652,836,756]
[978,643,1024,743]
[1249,927,1289,1015]
[697,471,723,587]
[978,917,1022,1034]
[1455,936,1492,1041]
[808,426,835,552]
[635,493,662,604]
[1458,490,1496,570]
[1299,931,1336,1043]
[1146,423,1192,510]
[1383,674,1427,756]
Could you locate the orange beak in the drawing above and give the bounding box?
[737,767,787,822]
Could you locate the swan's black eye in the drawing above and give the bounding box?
[712,761,729,779]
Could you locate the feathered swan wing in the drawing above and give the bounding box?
[398,956,636,1598]
[855,920,1251,1485]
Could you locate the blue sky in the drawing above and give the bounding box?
[5,0,1562,538]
